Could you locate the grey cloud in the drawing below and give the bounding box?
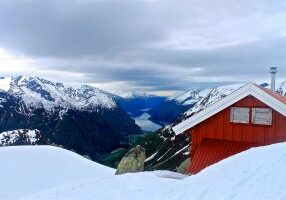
[0,0,286,91]
[0,0,167,57]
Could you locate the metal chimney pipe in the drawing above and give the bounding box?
[269,67,278,92]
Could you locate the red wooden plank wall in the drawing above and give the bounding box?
[190,95,286,160]
[189,139,254,174]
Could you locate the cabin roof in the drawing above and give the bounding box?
[258,86,286,105]
[173,83,286,135]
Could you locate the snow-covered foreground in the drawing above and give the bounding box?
[2,143,286,200]
[0,146,114,200]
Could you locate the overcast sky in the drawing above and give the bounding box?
[0,0,285,93]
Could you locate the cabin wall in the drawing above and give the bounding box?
[190,95,286,159]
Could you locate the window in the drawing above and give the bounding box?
[252,108,272,125]
[230,107,250,124]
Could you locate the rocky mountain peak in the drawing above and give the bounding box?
[0,76,117,111]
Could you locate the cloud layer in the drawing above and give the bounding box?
[0,0,286,91]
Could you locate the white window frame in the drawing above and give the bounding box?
[252,108,272,125]
[230,107,250,124]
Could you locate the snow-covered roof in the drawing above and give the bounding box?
[173,82,286,135]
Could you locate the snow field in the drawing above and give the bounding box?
[2,139,286,199]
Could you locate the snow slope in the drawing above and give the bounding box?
[0,146,114,199]
[3,142,286,200]
[166,142,286,200]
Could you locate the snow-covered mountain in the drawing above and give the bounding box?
[0,76,117,111]
[114,90,165,118]
[148,84,243,126]
[109,90,165,132]
[167,89,210,106]
[181,84,244,119]
[114,90,155,99]
[0,76,142,165]
[150,89,207,125]
[0,129,46,146]
[147,90,199,126]
[2,143,286,199]
[278,81,286,96]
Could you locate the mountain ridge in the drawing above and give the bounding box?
[0,76,142,165]
[0,76,117,111]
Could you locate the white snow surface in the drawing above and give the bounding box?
[134,112,162,132]
[0,77,12,91]
[1,76,117,111]
[2,142,286,199]
[110,89,155,99]
[0,146,114,200]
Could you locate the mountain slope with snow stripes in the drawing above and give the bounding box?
[0,76,117,111]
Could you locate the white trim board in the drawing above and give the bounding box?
[172,83,286,135]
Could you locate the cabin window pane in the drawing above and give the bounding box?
[230,107,250,124]
[252,108,272,125]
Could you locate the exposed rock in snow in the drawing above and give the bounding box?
[177,158,191,174]
[116,145,146,175]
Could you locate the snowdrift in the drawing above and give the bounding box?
[2,142,286,199]
[0,146,114,199]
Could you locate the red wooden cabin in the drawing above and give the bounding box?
[173,83,286,174]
